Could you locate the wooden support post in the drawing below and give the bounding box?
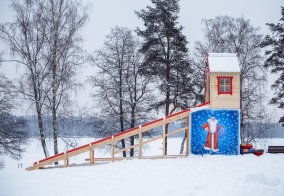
[139,125,142,158]
[186,115,190,156]
[92,150,94,164]
[163,117,166,157]
[111,135,114,162]
[89,148,94,165]
[64,153,69,167]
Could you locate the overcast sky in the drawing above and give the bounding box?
[1,0,282,52]
[84,0,282,51]
[0,0,283,117]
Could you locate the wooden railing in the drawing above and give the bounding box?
[26,103,209,171]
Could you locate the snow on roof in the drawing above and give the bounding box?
[190,105,210,113]
[208,53,240,73]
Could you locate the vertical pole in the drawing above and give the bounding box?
[89,147,94,165]
[186,114,190,156]
[163,117,166,157]
[64,153,69,167]
[111,135,115,162]
[139,125,142,158]
[92,150,94,164]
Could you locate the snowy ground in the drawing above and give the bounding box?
[1,138,284,196]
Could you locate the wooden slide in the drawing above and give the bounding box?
[26,102,210,171]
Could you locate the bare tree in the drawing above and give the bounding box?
[89,26,155,157]
[89,26,130,157]
[193,16,268,143]
[123,34,156,156]
[43,0,89,163]
[0,0,50,157]
[0,73,27,169]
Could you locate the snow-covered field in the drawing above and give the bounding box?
[1,138,284,196]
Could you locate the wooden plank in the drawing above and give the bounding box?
[114,127,139,142]
[166,108,190,119]
[37,154,65,168]
[186,116,190,156]
[64,154,69,167]
[90,149,94,165]
[139,125,142,158]
[66,144,89,154]
[38,156,65,166]
[86,155,187,162]
[39,152,65,163]
[25,165,37,171]
[86,157,136,162]
[66,146,90,158]
[165,109,190,124]
[111,136,114,162]
[141,118,163,132]
[85,158,112,161]
[91,137,112,148]
[163,118,166,157]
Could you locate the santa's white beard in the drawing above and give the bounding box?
[209,120,217,133]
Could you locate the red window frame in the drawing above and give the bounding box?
[217,76,233,95]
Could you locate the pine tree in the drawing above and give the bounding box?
[261,6,284,126]
[135,0,194,155]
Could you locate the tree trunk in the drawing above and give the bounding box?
[119,67,126,157]
[130,107,136,157]
[240,78,244,143]
[36,104,49,158]
[165,43,170,155]
[33,74,49,158]
[52,46,59,164]
[180,131,186,154]
[52,97,58,164]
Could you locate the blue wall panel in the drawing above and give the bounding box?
[191,109,239,155]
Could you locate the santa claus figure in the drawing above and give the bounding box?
[202,116,220,152]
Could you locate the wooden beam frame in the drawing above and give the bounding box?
[186,116,190,156]
[26,108,193,171]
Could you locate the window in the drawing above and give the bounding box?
[217,76,233,95]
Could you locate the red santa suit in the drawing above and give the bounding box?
[202,117,219,152]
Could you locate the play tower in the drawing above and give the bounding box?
[190,53,240,155]
[26,53,241,171]
[204,53,240,109]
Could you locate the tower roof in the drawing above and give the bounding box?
[208,53,240,73]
